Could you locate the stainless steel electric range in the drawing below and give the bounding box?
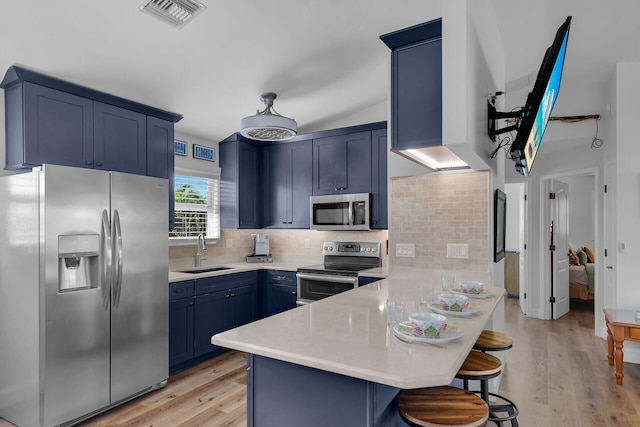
[296,241,382,305]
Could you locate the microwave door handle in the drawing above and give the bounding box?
[349,201,355,226]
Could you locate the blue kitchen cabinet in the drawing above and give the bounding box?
[168,280,195,367]
[370,129,388,229]
[146,116,176,228]
[193,271,260,357]
[358,276,381,287]
[93,102,147,175]
[4,82,94,170]
[312,131,372,195]
[219,138,262,229]
[263,270,298,316]
[262,140,312,229]
[381,19,442,151]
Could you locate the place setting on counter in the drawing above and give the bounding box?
[387,276,495,348]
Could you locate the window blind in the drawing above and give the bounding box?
[171,172,220,240]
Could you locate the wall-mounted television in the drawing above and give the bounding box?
[489,16,572,176]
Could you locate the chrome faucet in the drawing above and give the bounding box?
[195,233,207,267]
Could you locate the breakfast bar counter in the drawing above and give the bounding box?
[212,270,504,427]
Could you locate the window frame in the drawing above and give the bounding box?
[169,166,220,245]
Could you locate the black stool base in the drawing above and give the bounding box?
[467,390,518,427]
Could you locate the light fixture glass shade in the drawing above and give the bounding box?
[240,93,297,142]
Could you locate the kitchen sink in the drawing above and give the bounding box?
[173,266,234,274]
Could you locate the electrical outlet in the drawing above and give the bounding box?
[305,239,311,249]
[396,243,415,258]
[226,239,233,249]
[447,243,469,259]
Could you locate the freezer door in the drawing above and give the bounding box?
[110,172,169,402]
[41,165,112,425]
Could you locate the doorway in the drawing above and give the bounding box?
[542,168,599,320]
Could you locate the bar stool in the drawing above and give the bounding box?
[473,330,513,352]
[397,386,489,427]
[456,351,519,427]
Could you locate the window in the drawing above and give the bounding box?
[170,169,220,241]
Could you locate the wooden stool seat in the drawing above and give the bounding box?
[457,351,502,378]
[397,386,489,427]
[473,330,513,352]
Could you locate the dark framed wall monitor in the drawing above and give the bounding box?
[489,16,572,176]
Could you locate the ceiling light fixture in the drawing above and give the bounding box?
[138,0,207,30]
[240,93,297,142]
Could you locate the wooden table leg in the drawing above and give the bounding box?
[612,325,624,385]
[606,323,614,366]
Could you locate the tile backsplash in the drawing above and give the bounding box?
[169,229,389,269]
[389,171,489,271]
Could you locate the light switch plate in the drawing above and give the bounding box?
[226,239,233,249]
[447,243,468,259]
[396,243,415,258]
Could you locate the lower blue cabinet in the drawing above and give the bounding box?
[263,270,298,317]
[169,271,259,372]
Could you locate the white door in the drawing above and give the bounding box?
[519,183,528,314]
[551,180,570,319]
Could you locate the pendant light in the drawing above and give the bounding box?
[240,92,297,141]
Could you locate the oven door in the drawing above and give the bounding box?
[296,272,358,305]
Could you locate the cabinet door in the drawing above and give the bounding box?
[263,141,312,229]
[228,285,259,328]
[265,284,298,317]
[391,37,442,150]
[94,102,147,174]
[313,131,372,195]
[263,144,290,228]
[194,291,228,357]
[370,129,388,229]
[238,142,261,228]
[289,141,313,228]
[169,297,195,367]
[22,82,93,169]
[147,117,175,229]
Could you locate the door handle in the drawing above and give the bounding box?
[101,210,112,311]
[112,209,123,308]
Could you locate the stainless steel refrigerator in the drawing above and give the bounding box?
[0,164,169,426]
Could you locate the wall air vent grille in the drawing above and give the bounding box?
[138,0,206,29]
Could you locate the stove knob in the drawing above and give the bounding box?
[371,247,377,252]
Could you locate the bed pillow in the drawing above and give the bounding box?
[583,246,595,263]
[568,246,580,265]
[576,248,588,266]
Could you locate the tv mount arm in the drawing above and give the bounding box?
[487,99,524,142]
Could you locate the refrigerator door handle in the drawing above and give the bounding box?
[112,209,124,308]
[101,210,112,310]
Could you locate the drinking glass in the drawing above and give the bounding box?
[385,300,406,325]
[441,275,455,292]
[418,285,434,305]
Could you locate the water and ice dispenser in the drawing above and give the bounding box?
[58,234,100,292]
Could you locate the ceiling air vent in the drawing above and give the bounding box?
[138,0,206,29]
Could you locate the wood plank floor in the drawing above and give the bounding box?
[2,297,639,426]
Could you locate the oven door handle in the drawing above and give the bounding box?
[296,272,358,285]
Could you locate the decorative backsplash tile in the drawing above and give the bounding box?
[389,171,489,271]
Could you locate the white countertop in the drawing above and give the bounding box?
[212,269,504,389]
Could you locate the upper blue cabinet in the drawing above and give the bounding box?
[1,65,182,175]
[380,19,442,151]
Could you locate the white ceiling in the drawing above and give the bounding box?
[1,0,638,153]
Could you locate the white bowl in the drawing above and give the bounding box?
[460,281,485,295]
[408,312,446,337]
[439,293,468,312]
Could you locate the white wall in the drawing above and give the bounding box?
[174,131,220,175]
[442,0,506,331]
[562,175,595,250]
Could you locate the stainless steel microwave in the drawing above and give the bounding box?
[310,193,370,231]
